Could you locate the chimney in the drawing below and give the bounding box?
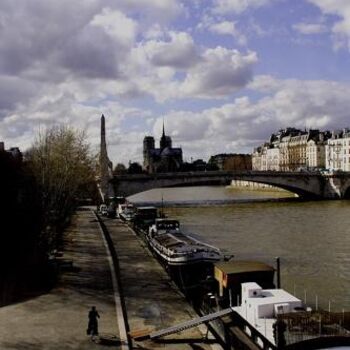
[0,142,4,152]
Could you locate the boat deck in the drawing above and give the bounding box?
[154,232,215,251]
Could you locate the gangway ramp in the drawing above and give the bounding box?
[131,307,234,341]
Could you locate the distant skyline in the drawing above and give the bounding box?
[1,0,350,165]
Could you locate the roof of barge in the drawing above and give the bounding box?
[214,260,274,275]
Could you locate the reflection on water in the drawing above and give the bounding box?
[129,186,350,311]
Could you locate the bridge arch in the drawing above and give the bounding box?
[229,177,320,199]
[112,171,325,199]
[162,178,315,198]
[113,176,233,198]
[229,174,324,199]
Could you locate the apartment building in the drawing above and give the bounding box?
[252,128,330,171]
[326,129,350,171]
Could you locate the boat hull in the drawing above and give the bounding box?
[145,230,221,298]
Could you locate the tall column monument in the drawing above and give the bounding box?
[99,114,114,202]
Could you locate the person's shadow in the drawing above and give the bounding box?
[94,333,121,346]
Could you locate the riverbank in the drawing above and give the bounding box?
[0,208,119,350]
[0,208,222,349]
[101,215,221,349]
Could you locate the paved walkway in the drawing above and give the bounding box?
[103,217,221,350]
[0,209,119,350]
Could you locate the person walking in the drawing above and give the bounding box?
[87,306,100,339]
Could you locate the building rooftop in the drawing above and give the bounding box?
[215,260,274,275]
[245,287,301,307]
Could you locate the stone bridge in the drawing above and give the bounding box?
[111,171,350,199]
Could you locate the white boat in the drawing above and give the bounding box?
[147,219,222,266]
[119,204,135,221]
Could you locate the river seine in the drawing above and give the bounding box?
[129,186,350,311]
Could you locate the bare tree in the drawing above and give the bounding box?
[27,126,97,249]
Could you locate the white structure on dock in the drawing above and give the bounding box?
[234,282,303,346]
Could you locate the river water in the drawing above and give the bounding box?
[128,186,350,311]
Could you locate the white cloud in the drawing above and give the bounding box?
[181,47,257,98]
[212,0,272,15]
[122,35,257,101]
[293,22,328,35]
[4,0,349,166]
[142,76,350,161]
[0,0,257,167]
[0,89,149,164]
[143,24,166,40]
[0,0,258,146]
[144,31,200,69]
[115,0,184,21]
[307,0,350,49]
[91,8,138,48]
[208,21,247,45]
[250,76,350,131]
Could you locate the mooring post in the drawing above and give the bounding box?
[276,257,281,289]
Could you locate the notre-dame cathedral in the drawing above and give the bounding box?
[143,123,183,174]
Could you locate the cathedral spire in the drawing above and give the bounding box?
[160,118,167,150]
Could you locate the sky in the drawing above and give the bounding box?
[1,0,350,165]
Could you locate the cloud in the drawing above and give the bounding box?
[0,92,147,163]
[91,8,138,48]
[0,76,38,117]
[3,0,349,166]
[143,76,350,161]
[145,32,200,69]
[181,47,257,98]
[56,26,121,79]
[0,1,93,76]
[0,0,257,143]
[307,0,350,48]
[5,71,350,166]
[212,0,272,15]
[114,0,184,22]
[207,20,247,45]
[124,35,257,101]
[293,22,328,35]
[250,75,350,129]
[0,1,178,144]
[209,20,236,35]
